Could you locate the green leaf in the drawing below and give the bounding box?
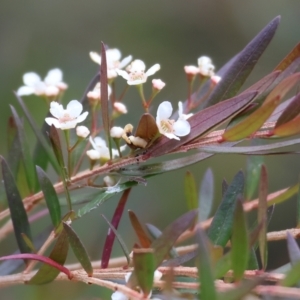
[223,73,300,141]
[55,210,76,235]
[273,113,300,137]
[247,247,259,270]
[28,230,69,284]
[1,156,32,255]
[199,168,214,221]
[10,105,37,193]
[268,183,298,206]
[184,171,198,211]
[101,214,130,265]
[36,166,61,228]
[287,232,300,265]
[196,228,217,300]
[151,210,197,268]
[208,170,244,247]
[202,16,280,108]
[63,222,93,276]
[148,91,256,157]
[258,164,268,270]
[132,249,155,297]
[214,252,231,279]
[281,259,300,287]
[231,199,249,281]
[128,210,152,248]
[16,95,60,174]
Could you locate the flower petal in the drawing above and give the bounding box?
[173,119,191,137]
[60,120,78,130]
[49,101,64,118]
[119,55,132,69]
[116,69,130,81]
[23,72,41,86]
[17,86,35,96]
[44,68,63,85]
[146,64,160,76]
[127,78,146,85]
[93,137,107,148]
[89,51,101,64]
[66,100,83,118]
[86,149,101,160]
[75,111,89,124]
[111,291,128,300]
[45,117,61,128]
[106,48,122,62]
[157,101,173,120]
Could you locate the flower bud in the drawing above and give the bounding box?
[76,126,90,138]
[110,126,124,139]
[152,79,166,90]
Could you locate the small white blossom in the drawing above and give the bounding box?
[110,126,124,139]
[156,101,191,140]
[211,75,221,85]
[184,65,199,75]
[76,126,90,138]
[17,68,68,97]
[114,102,128,114]
[86,136,126,161]
[152,79,165,90]
[197,56,215,77]
[90,49,132,79]
[128,136,148,148]
[116,59,160,85]
[45,100,88,130]
[178,101,193,120]
[87,83,112,101]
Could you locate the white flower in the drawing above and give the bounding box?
[76,126,90,138]
[111,270,162,300]
[178,101,193,120]
[87,83,112,101]
[86,136,126,161]
[17,68,68,97]
[45,100,88,130]
[184,65,199,75]
[113,102,128,114]
[156,101,191,140]
[197,56,215,77]
[90,49,132,79]
[152,79,165,90]
[110,126,124,139]
[116,59,160,85]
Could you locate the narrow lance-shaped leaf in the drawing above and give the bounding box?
[297,177,300,228]
[202,16,280,108]
[100,42,112,159]
[275,42,300,71]
[151,210,197,268]
[148,91,257,157]
[231,198,249,281]
[1,156,32,255]
[128,210,152,248]
[273,113,300,137]
[101,214,130,265]
[28,230,69,284]
[10,105,37,193]
[196,228,217,300]
[185,171,198,211]
[281,260,300,287]
[36,166,61,228]
[199,168,214,221]
[287,232,300,265]
[63,222,93,276]
[222,73,300,141]
[208,170,244,247]
[132,249,155,298]
[258,164,268,270]
[101,189,131,268]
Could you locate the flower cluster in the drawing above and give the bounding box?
[184,55,216,78]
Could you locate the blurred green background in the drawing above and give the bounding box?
[1,0,300,299]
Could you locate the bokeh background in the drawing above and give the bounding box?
[1,0,300,299]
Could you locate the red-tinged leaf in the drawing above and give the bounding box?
[132,249,155,297]
[150,210,197,268]
[258,165,268,270]
[100,42,112,159]
[1,156,32,255]
[128,210,151,248]
[268,184,298,206]
[101,214,130,265]
[55,210,76,235]
[208,171,244,247]
[268,95,295,123]
[273,114,300,137]
[16,95,60,174]
[275,43,300,71]
[135,113,159,145]
[275,92,300,127]
[148,91,257,157]
[36,166,61,228]
[231,199,249,281]
[202,16,280,108]
[223,73,300,141]
[287,232,300,265]
[185,171,198,211]
[101,189,131,268]
[10,105,37,193]
[49,126,65,171]
[199,168,214,221]
[63,222,93,276]
[195,228,217,300]
[21,233,36,253]
[0,253,71,280]
[28,230,69,284]
[297,179,300,228]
